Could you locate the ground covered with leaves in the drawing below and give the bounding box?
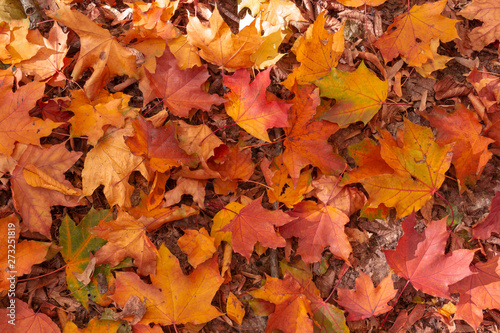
[1,0,500,332]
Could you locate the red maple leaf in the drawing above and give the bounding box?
[384,212,474,299]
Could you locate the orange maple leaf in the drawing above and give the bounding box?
[262,155,314,208]
[125,116,197,172]
[280,200,351,263]
[281,13,345,89]
[342,137,393,185]
[421,103,493,192]
[224,68,291,142]
[186,6,262,69]
[82,124,150,208]
[11,143,83,238]
[374,0,459,66]
[220,196,294,259]
[145,47,225,117]
[283,85,345,184]
[68,90,134,145]
[0,215,50,293]
[93,210,160,276]
[280,261,349,332]
[337,272,397,320]
[385,212,474,299]
[177,227,217,268]
[112,245,224,326]
[207,143,255,181]
[249,274,314,332]
[48,3,138,100]
[360,118,453,218]
[18,23,68,86]
[460,0,500,52]
[0,80,60,156]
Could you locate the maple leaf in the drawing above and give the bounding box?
[460,0,500,52]
[249,274,314,333]
[262,156,314,208]
[421,103,493,192]
[186,6,262,69]
[164,177,206,209]
[224,68,291,142]
[450,255,500,331]
[472,191,500,240]
[374,0,459,66]
[175,120,223,161]
[311,174,367,216]
[82,124,150,208]
[0,299,60,332]
[337,272,397,320]
[211,201,244,248]
[68,90,134,145]
[0,20,41,65]
[227,292,245,325]
[283,85,345,184]
[360,118,453,218]
[259,0,305,30]
[0,80,60,156]
[18,23,68,86]
[144,47,225,117]
[177,227,217,268]
[250,27,286,70]
[0,215,50,292]
[220,196,294,259]
[167,35,203,70]
[11,143,83,238]
[280,200,351,263]
[341,137,393,185]
[280,261,349,333]
[207,143,255,181]
[314,61,388,126]
[128,193,198,232]
[414,39,452,78]
[468,67,500,114]
[384,212,474,299]
[64,317,122,333]
[59,209,114,309]
[282,13,345,89]
[112,245,224,326]
[48,3,138,100]
[125,116,197,173]
[93,209,159,276]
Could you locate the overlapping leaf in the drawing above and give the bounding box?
[224,68,291,142]
[220,196,294,259]
[374,0,459,66]
[360,118,453,218]
[337,272,396,320]
[112,245,223,326]
[384,213,474,299]
[48,3,138,100]
[314,61,388,126]
[144,47,225,117]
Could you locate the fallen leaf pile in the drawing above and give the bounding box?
[1,0,500,331]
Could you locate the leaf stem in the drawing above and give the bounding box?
[379,280,410,329]
[325,261,348,303]
[200,123,238,145]
[17,265,67,282]
[435,191,455,230]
